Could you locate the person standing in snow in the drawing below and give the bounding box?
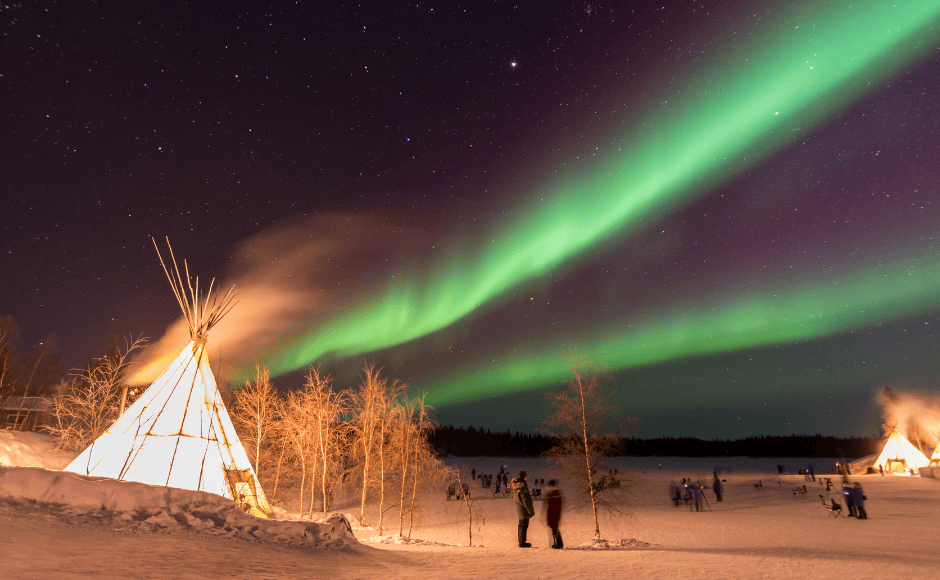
[669,481,681,506]
[512,471,536,547]
[544,479,564,549]
[687,482,701,511]
[712,476,723,502]
[851,482,867,519]
[842,483,857,517]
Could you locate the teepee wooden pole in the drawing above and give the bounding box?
[151,237,237,341]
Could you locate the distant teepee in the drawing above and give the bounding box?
[873,429,930,475]
[65,239,272,518]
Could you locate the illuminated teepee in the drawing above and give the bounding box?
[873,429,930,475]
[65,239,272,518]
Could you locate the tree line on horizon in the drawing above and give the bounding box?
[430,425,879,459]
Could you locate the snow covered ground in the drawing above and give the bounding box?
[2,431,939,579]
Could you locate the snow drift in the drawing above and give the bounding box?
[0,465,356,548]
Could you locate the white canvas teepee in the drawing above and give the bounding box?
[65,240,272,518]
[873,429,930,474]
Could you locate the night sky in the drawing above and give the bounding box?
[3,1,940,440]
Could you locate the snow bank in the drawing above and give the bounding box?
[0,465,357,548]
[0,431,74,470]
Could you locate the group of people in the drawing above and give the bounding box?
[445,481,470,500]
[668,476,723,511]
[499,465,869,549]
[472,467,510,490]
[510,471,564,549]
[842,481,867,519]
[665,470,869,521]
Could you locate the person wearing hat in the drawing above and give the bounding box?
[511,470,536,547]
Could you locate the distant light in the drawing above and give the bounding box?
[511,62,517,68]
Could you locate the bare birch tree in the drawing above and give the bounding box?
[48,335,145,451]
[453,467,483,547]
[392,397,416,537]
[278,387,316,516]
[373,376,406,536]
[230,365,280,482]
[406,393,442,539]
[349,363,404,527]
[266,414,291,500]
[302,367,349,520]
[540,351,628,540]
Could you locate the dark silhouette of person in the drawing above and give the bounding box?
[472,468,476,480]
[544,479,564,549]
[713,476,723,502]
[512,471,536,547]
[851,482,867,519]
[686,482,701,511]
[842,483,857,517]
[669,481,681,507]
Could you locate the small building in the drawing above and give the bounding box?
[1,396,51,432]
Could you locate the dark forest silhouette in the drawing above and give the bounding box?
[429,425,877,459]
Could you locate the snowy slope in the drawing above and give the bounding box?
[2,432,940,579]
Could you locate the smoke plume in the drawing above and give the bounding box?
[126,213,433,386]
[879,386,940,452]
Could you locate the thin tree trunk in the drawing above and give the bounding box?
[378,430,386,536]
[298,450,306,518]
[578,373,600,538]
[408,442,419,539]
[272,444,286,499]
[308,459,319,519]
[321,441,330,518]
[254,399,263,479]
[398,435,408,537]
[457,471,473,547]
[359,448,371,526]
[22,350,45,398]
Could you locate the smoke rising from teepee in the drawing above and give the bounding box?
[126,213,433,386]
[879,387,940,451]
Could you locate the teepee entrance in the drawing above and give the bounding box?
[65,239,272,518]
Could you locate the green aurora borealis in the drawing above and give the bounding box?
[427,254,940,407]
[257,1,940,410]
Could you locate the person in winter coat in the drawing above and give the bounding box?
[851,482,867,519]
[713,476,723,502]
[543,479,564,549]
[512,471,536,547]
[842,483,857,517]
